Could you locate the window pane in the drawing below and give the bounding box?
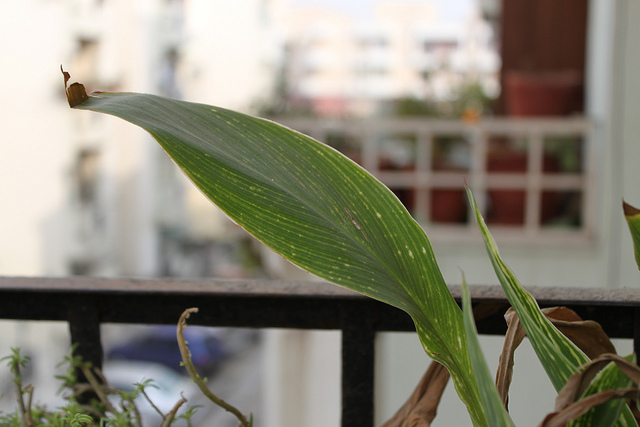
[486,189,526,225]
[430,189,468,224]
[377,134,417,171]
[432,135,470,172]
[541,191,582,228]
[326,132,362,164]
[543,135,583,173]
[487,135,528,174]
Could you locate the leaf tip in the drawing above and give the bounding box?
[623,200,640,217]
[61,66,89,108]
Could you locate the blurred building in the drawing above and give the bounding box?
[0,0,283,415]
[63,0,285,279]
[282,1,499,117]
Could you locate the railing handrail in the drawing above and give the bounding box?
[2,275,639,332]
[0,274,637,304]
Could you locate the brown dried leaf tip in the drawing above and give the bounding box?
[623,200,640,217]
[61,66,89,107]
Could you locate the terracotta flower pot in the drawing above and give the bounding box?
[505,70,583,117]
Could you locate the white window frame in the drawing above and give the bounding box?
[277,117,595,245]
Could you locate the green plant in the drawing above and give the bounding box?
[63,68,640,426]
[0,347,197,426]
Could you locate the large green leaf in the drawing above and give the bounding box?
[68,88,486,425]
[467,188,636,425]
[623,201,640,270]
[467,187,588,387]
[461,276,515,427]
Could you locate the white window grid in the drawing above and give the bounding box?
[277,117,595,244]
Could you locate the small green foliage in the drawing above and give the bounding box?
[2,347,30,384]
[61,411,93,427]
[175,405,200,426]
[0,347,197,426]
[1,347,30,369]
[55,344,83,393]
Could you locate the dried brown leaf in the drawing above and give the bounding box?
[624,200,640,216]
[495,307,617,412]
[61,66,89,107]
[495,308,527,409]
[544,307,616,360]
[381,361,450,427]
[555,354,640,411]
[540,388,639,427]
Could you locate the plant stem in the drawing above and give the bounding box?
[9,355,34,427]
[177,308,251,427]
[80,364,118,415]
[160,397,187,427]
[141,387,166,419]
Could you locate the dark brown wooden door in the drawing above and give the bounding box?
[499,0,588,115]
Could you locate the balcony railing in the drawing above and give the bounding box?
[1,276,639,426]
[275,116,594,244]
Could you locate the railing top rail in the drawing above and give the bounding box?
[1,276,638,306]
[0,276,361,299]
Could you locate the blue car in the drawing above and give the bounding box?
[107,325,226,374]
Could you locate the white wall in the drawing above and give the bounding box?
[180,0,283,111]
[0,0,79,408]
[610,0,640,287]
[0,1,74,276]
[0,0,185,408]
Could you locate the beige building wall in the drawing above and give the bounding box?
[285,1,498,116]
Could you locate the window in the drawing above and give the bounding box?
[75,148,100,205]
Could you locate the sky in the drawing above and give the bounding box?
[288,0,476,24]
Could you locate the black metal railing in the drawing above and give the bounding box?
[1,276,640,426]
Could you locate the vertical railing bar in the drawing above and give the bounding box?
[341,301,376,427]
[67,294,103,403]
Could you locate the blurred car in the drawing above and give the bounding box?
[106,325,226,374]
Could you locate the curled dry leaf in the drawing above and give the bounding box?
[381,361,450,427]
[61,66,89,107]
[623,201,640,216]
[540,388,639,427]
[495,309,527,408]
[495,307,617,410]
[554,354,640,411]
